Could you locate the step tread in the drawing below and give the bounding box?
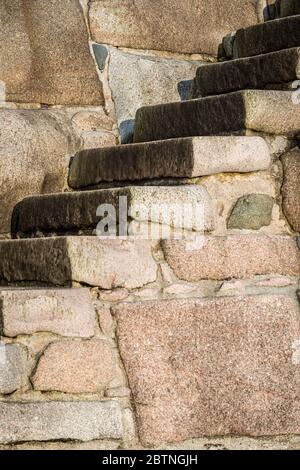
[69,136,270,189]
[0,237,157,289]
[192,47,300,98]
[233,14,300,58]
[134,90,300,143]
[11,186,214,237]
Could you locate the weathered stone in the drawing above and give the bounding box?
[162,235,300,281]
[105,387,131,398]
[280,0,300,17]
[134,91,300,143]
[72,109,114,133]
[32,339,115,393]
[89,0,258,56]
[0,401,123,443]
[0,0,103,105]
[201,172,275,235]
[0,344,24,394]
[69,137,270,189]
[81,131,117,150]
[0,238,157,289]
[192,48,300,98]
[97,307,114,336]
[233,14,300,59]
[12,186,214,237]
[227,194,274,230]
[0,289,95,338]
[114,295,300,445]
[106,47,201,142]
[98,289,128,302]
[281,148,300,232]
[0,109,80,235]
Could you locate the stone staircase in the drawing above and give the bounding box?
[0,8,300,450]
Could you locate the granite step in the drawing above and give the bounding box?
[68,136,270,189]
[0,235,299,289]
[11,186,214,238]
[232,14,300,59]
[192,47,300,98]
[133,90,300,143]
[0,237,157,289]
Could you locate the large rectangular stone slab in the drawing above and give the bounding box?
[114,295,300,445]
[162,235,300,281]
[0,0,103,105]
[11,186,214,238]
[232,14,300,59]
[0,401,123,443]
[0,238,157,289]
[69,137,270,189]
[134,91,300,143]
[192,48,300,98]
[89,0,258,56]
[0,288,95,338]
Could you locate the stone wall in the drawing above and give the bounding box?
[0,0,268,236]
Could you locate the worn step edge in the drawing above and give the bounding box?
[11,186,214,238]
[233,14,300,59]
[68,136,270,189]
[192,47,300,98]
[133,90,300,143]
[0,237,158,289]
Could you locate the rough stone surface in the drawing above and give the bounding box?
[227,194,274,230]
[114,295,300,445]
[12,186,214,237]
[0,109,80,234]
[233,14,300,59]
[279,0,300,17]
[89,0,258,56]
[162,235,300,281]
[0,344,24,394]
[0,0,103,105]
[0,289,95,338]
[0,238,157,289]
[0,401,123,443]
[69,137,270,188]
[192,48,300,98]
[281,148,300,233]
[106,47,201,141]
[32,339,115,393]
[134,91,300,143]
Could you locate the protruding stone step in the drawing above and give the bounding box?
[11,186,214,238]
[0,238,157,289]
[134,90,300,143]
[0,401,123,444]
[232,14,300,59]
[0,288,95,338]
[162,235,300,281]
[192,48,300,98]
[114,294,300,445]
[69,137,270,189]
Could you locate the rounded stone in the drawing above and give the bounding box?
[227,194,274,230]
